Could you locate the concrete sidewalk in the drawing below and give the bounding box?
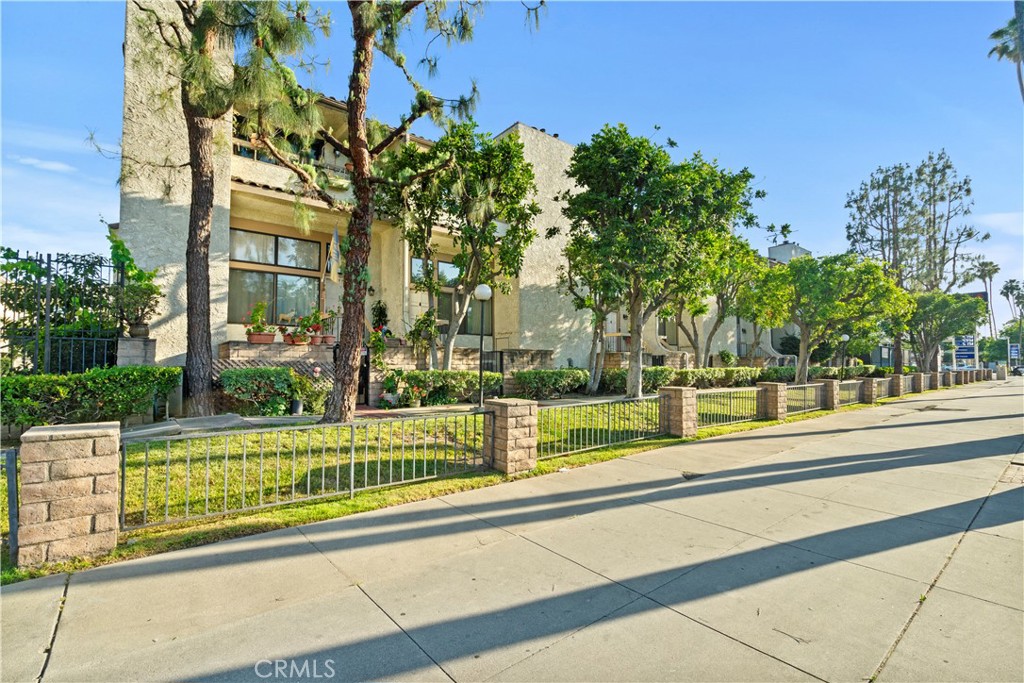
[3,380,1022,682]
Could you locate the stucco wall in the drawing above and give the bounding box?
[119,0,232,365]
[506,123,591,368]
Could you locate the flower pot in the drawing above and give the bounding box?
[290,399,303,415]
[128,323,150,339]
[246,332,275,344]
[309,335,322,345]
[282,333,293,344]
[320,335,336,345]
[410,399,422,408]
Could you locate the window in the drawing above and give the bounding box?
[230,229,320,271]
[228,228,323,324]
[412,256,492,336]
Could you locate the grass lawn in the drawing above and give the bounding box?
[0,384,957,585]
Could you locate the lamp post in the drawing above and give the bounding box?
[474,283,493,407]
[839,334,850,378]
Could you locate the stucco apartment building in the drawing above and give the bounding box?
[117,2,746,382]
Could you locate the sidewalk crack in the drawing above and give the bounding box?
[36,572,71,683]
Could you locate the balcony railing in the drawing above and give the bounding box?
[231,138,351,180]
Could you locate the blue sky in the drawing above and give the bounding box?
[2,1,1021,325]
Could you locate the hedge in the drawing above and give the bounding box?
[220,367,295,416]
[1,366,182,427]
[511,368,589,399]
[672,367,761,388]
[600,366,677,394]
[402,370,504,405]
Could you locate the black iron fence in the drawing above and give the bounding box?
[1,250,124,374]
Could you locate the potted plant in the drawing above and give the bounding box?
[244,301,276,343]
[120,280,162,338]
[380,368,402,407]
[402,384,426,408]
[278,325,292,344]
[320,307,338,345]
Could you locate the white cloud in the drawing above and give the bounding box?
[2,121,118,157]
[975,211,1023,237]
[8,155,76,173]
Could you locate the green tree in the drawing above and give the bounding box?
[988,4,1024,102]
[979,337,1010,364]
[964,259,1000,337]
[999,278,1024,348]
[768,254,912,384]
[433,123,539,369]
[559,223,623,394]
[668,234,765,368]
[557,124,762,397]
[131,0,323,416]
[845,162,918,375]
[736,262,789,364]
[908,291,987,372]
[255,2,541,423]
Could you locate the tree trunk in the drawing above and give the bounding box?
[321,14,375,424]
[440,289,473,371]
[182,109,217,417]
[796,327,811,384]
[676,310,703,368]
[426,288,438,370]
[893,336,904,374]
[625,296,644,397]
[586,321,604,394]
[702,314,726,368]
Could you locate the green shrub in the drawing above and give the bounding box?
[758,366,797,383]
[599,366,677,394]
[220,367,293,416]
[718,350,736,367]
[403,370,503,405]
[291,372,331,414]
[512,368,590,399]
[871,365,917,377]
[671,367,761,388]
[1,366,181,427]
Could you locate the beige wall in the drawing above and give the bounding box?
[119,0,232,365]
[507,123,592,367]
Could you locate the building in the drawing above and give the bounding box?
[119,2,791,393]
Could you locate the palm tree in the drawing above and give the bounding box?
[988,6,1024,103]
[1000,279,1023,350]
[968,260,1001,337]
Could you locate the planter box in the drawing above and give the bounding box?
[246,332,276,344]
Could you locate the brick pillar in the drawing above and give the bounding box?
[756,382,787,421]
[818,379,840,410]
[863,378,879,403]
[930,372,940,390]
[116,337,157,366]
[910,372,924,393]
[997,366,1007,380]
[483,398,537,475]
[658,386,697,437]
[890,376,904,397]
[954,370,964,385]
[17,422,120,567]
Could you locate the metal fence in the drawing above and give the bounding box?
[901,374,914,394]
[120,411,493,530]
[2,449,18,563]
[537,395,665,460]
[696,387,760,428]
[922,374,932,391]
[786,384,823,414]
[875,377,891,399]
[1,250,124,374]
[838,380,863,406]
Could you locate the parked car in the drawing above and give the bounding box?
[1012,366,1024,376]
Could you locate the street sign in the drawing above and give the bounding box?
[954,349,976,360]
[954,335,975,348]
[1011,343,1021,360]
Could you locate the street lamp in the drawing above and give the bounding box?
[474,283,493,407]
[839,334,850,378]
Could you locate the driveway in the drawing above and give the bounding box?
[3,379,1022,682]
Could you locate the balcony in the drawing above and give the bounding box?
[231,138,353,204]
